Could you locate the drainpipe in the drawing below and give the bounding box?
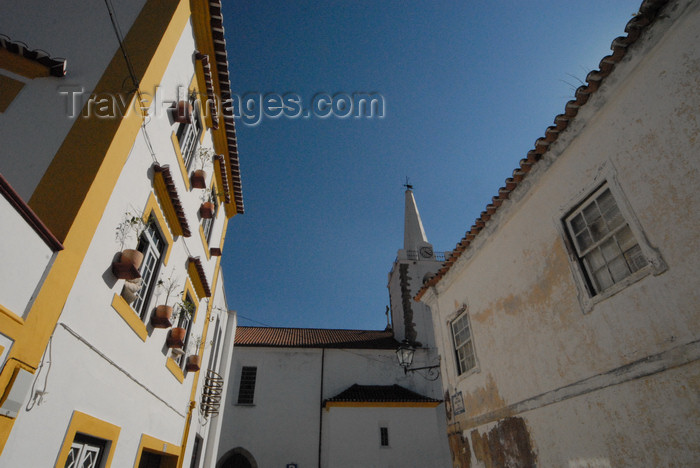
[317,348,325,468]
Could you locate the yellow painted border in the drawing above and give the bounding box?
[0,74,25,113]
[166,357,185,383]
[111,294,148,342]
[153,171,185,237]
[187,261,208,299]
[54,411,121,468]
[198,225,211,260]
[324,401,441,408]
[170,132,191,191]
[143,192,174,265]
[134,434,180,468]
[0,303,24,327]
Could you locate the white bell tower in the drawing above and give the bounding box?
[387,185,443,348]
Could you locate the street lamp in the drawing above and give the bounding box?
[396,340,440,375]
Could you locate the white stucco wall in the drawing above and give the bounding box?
[421,1,700,466]
[0,196,55,318]
[0,0,147,200]
[1,10,234,467]
[219,345,451,468]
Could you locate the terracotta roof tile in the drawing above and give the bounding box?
[235,326,399,349]
[325,384,440,404]
[152,164,192,237]
[415,0,669,301]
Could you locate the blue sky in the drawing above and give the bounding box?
[221,1,642,330]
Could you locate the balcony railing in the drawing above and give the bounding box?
[403,250,450,262]
[201,369,224,417]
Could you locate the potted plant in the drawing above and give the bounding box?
[199,189,216,219]
[150,271,181,328]
[166,299,195,348]
[191,147,214,189]
[172,100,192,123]
[112,211,150,280]
[185,335,203,371]
[121,278,142,305]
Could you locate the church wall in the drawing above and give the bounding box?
[421,1,700,466]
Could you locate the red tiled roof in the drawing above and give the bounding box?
[325,384,440,404]
[235,326,400,349]
[187,256,211,297]
[208,0,244,215]
[415,0,669,301]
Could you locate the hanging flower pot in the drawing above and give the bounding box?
[150,305,173,328]
[167,327,187,348]
[185,355,201,372]
[191,170,207,189]
[112,249,144,280]
[172,100,192,123]
[199,202,215,219]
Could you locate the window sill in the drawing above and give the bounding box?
[166,357,185,383]
[111,294,147,342]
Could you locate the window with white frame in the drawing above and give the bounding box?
[564,184,648,296]
[237,366,257,404]
[451,311,476,375]
[64,433,106,468]
[132,219,165,320]
[176,93,203,171]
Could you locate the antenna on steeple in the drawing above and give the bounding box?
[403,176,413,190]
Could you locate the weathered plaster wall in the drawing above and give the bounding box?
[422,1,700,466]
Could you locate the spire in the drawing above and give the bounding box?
[404,188,428,251]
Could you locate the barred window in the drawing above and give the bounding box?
[380,427,389,447]
[237,366,257,405]
[564,185,647,295]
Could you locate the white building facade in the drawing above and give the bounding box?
[216,189,452,468]
[0,0,243,466]
[417,0,700,466]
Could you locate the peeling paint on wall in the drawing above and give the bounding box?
[470,417,536,468]
[448,431,471,468]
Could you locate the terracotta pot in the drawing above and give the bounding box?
[111,249,144,280]
[191,170,207,189]
[185,355,201,372]
[167,327,187,348]
[151,305,173,328]
[172,100,192,123]
[199,202,215,219]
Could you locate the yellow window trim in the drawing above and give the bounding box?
[324,401,441,408]
[170,132,191,191]
[54,411,121,468]
[0,74,25,113]
[0,303,24,327]
[134,434,180,468]
[153,170,185,238]
[143,192,174,265]
[0,49,49,79]
[111,294,148,342]
[198,225,211,260]
[166,357,185,383]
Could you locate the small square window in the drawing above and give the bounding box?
[564,185,648,296]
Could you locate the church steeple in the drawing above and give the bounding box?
[404,188,429,252]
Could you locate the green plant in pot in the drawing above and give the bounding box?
[112,210,150,280]
[167,298,195,349]
[150,271,181,328]
[185,334,204,371]
[191,147,214,189]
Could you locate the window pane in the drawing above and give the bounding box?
[582,203,601,225]
[624,244,647,272]
[593,267,614,293]
[586,248,606,271]
[575,230,593,252]
[570,214,586,235]
[608,256,631,283]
